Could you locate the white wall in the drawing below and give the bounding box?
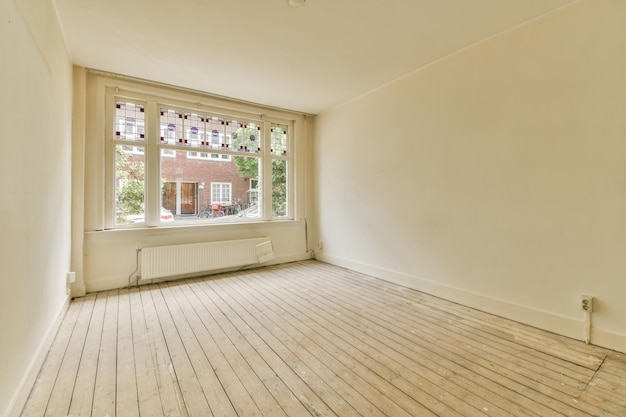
[0,0,73,416]
[76,72,313,292]
[83,221,309,292]
[314,0,626,352]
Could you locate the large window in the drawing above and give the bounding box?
[107,92,293,228]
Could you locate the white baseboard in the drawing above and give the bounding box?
[590,327,626,353]
[317,253,626,354]
[6,295,70,417]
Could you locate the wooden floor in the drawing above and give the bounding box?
[21,261,626,417]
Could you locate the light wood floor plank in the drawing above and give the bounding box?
[176,279,309,417]
[91,289,119,417]
[185,278,341,417]
[302,265,591,395]
[43,294,96,417]
[148,284,213,417]
[129,287,165,417]
[138,285,189,417]
[226,271,476,417]
[116,288,140,417]
[327,265,596,383]
[314,262,606,369]
[237,269,528,417]
[21,260,626,417]
[205,276,389,417]
[273,263,605,417]
[601,352,626,378]
[284,264,608,416]
[212,276,439,417]
[159,281,248,417]
[249,266,552,417]
[67,292,107,417]
[308,262,623,416]
[186,279,360,417]
[20,297,83,417]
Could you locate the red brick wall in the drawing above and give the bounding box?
[160,151,254,212]
[122,150,255,215]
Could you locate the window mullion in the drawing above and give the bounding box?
[104,92,115,229]
[145,101,160,226]
[287,120,295,220]
[262,121,272,220]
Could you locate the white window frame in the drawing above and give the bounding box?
[186,150,230,161]
[210,182,232,205]
[101,81,296,229]
[161,148,176,158]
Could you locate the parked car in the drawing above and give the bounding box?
[131,207,174,223]
[160,207,174,222]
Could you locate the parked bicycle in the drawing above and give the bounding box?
[198,203,225,219]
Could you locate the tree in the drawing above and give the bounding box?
[271,159,287,217]
[232,126,287,217]
[115,147,145,223]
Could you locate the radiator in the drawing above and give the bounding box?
[139,237,273,280]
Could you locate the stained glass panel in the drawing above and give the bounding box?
[184,112,204,147]
[115,102,145,142]
[270,124,288,156]
[224,120,238,151]
[160,108,184,145]
[231,120,262,153]
[206,117,224,149]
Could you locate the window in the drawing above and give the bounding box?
[211,182,231,205]
[270,124,289,217]
[113,102,146,225]
[161,148,176,158]
[187,151,230,161]
[105,90,294,228]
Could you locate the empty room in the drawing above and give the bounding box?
[2,0,625,416]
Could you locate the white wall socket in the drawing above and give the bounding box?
[581,294,594,312]
[67,272,76,284]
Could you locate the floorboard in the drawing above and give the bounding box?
[20,261,626,417]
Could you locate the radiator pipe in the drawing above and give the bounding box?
[128,248,141,288]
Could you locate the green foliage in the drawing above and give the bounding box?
[271,159,287,217]
[232,126,287,217]
[117,180,144,214]
[115,147,145,223]
[233,155,258,177]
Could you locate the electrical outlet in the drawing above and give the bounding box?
[581,295,594,312]
[317,241,323,250]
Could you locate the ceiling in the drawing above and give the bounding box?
[55,0,576,114]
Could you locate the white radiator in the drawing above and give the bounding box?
[139,237,273,280]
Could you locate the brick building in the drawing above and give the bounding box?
[160,150,258,216]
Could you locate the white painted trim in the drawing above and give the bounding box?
[5,295,70,417]
[210,182,233,206]
[96,77,299,230]
[591,328,626,354]
[317,253,626,354]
